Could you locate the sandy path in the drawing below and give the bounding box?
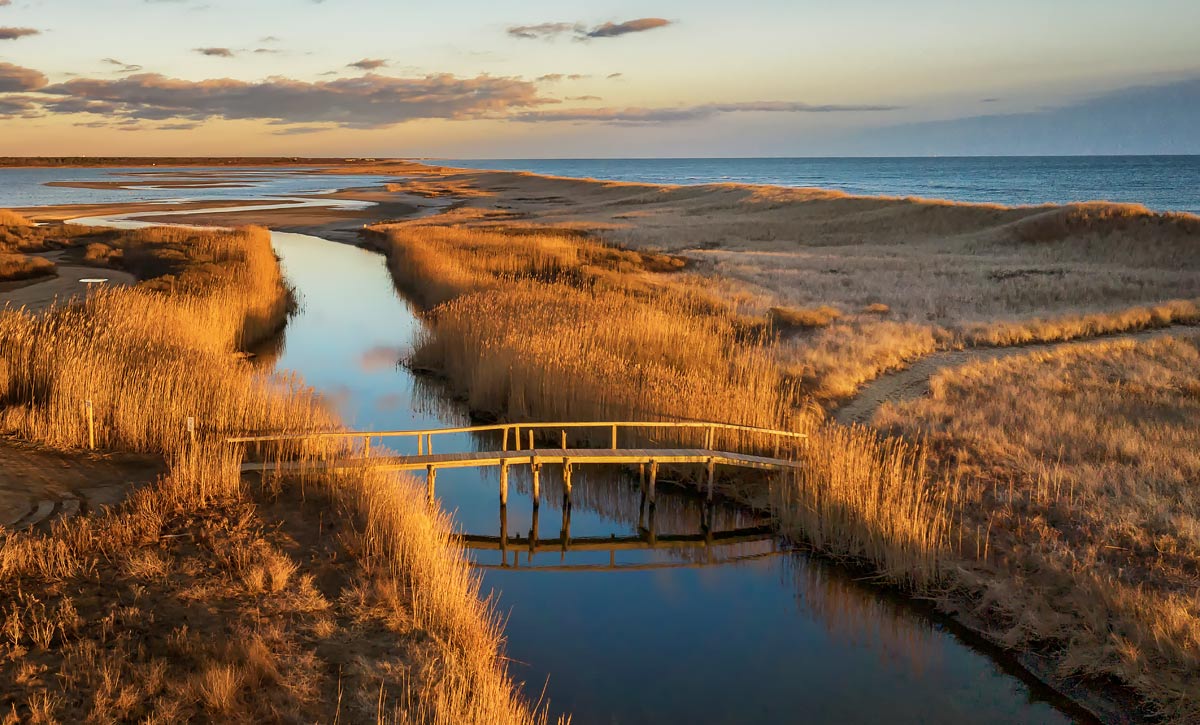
[832,325,1197,426]
[0,254,136,313]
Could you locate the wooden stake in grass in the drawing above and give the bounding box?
[85,399,95,450]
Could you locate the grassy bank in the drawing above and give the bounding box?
[876,335,1200,721]
[0,216,543,722]
[372,224,948,587]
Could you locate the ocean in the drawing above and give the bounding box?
[443,156,1200,215]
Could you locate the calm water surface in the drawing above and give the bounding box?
[8,168,1081,723]
[446,156,1200,215]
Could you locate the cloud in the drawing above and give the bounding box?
[0,26,39,40]
[512,100,901,124]
[259,35,280,43]
[254,48,281,54]
[585,18,670,38]
[507,22,579,40]
[0,94,39,118]
[0,62,46,92]
[194,47,234,57]
[508,18,671,41]
[607,72,623,79]
[32,71,548,128]
[359,345,405,371]
[536,73,588,83]
[348,58,387,71]
[565,95,601,101]
[102,58,143,74]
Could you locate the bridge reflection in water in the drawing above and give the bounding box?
[457,458,784,572]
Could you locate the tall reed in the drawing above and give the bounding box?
[773,424,949,587]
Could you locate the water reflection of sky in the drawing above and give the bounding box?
[0,167,399,208]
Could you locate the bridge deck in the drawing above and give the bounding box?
[240,447,802,474]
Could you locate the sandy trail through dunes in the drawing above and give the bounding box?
[832,324,1198,426]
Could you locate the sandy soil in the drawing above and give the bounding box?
[17,198,289,223]
[0,437,164,530]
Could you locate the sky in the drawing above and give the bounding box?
[0,0,1197,157]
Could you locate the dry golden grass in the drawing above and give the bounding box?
[376,223,951,589]
[0,210,32,228]
[768,304,840,330]
[773,424,949,588]
[381,225,806,438]
[0,221,545,723]
[876,334,1200,721]
[0,254,55,283]
[384,169,1200,402]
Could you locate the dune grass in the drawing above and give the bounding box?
[875,334,1200,721]
[0,222,544,723]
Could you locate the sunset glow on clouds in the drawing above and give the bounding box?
[0,0,1197,156]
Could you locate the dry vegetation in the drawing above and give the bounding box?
[390,168,1200,403]
[371,187,1199,720]
[371,224,949,589]
[0,211,55,284]
[874,335,1200,721]
[0,218,543,722]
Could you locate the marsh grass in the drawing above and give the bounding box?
[0,222,544,723]
[772,424,948,587]
[376,223,950,587]
[382,226,811,447]
[0,254,54,283]
[876,335,1200,720]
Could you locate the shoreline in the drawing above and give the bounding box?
[6,157,1199,220]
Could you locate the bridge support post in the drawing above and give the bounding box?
[529,505,539,559]
[499,502,508,566]
[500,461,509,506]
[529,430,534,450]
[363,435,370,458]
[560,504,571,553]
[418,434,425,456]
[531,463,541,507]
[514,426,520,451]
[611,424,618,450]
[426,465,437,506]
[502,426,509,452]
[648,460,658,506]
[639,463,646,494]
[706,458,715,502]
[562,460,573,507]
[705,425,714,451]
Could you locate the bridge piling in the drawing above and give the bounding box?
[426,465,437,505]
[648,460,658,505]
[531,463,541,506]
[500,460,509,506]
[706,458,715,502]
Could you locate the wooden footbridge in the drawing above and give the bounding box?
[229,420,806,507]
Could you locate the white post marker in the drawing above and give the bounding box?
[186,416,196,448]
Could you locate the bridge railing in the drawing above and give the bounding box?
[226,420,807,459]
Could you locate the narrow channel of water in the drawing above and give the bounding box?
[264,231,1077,725]
[42,169,1080,724]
